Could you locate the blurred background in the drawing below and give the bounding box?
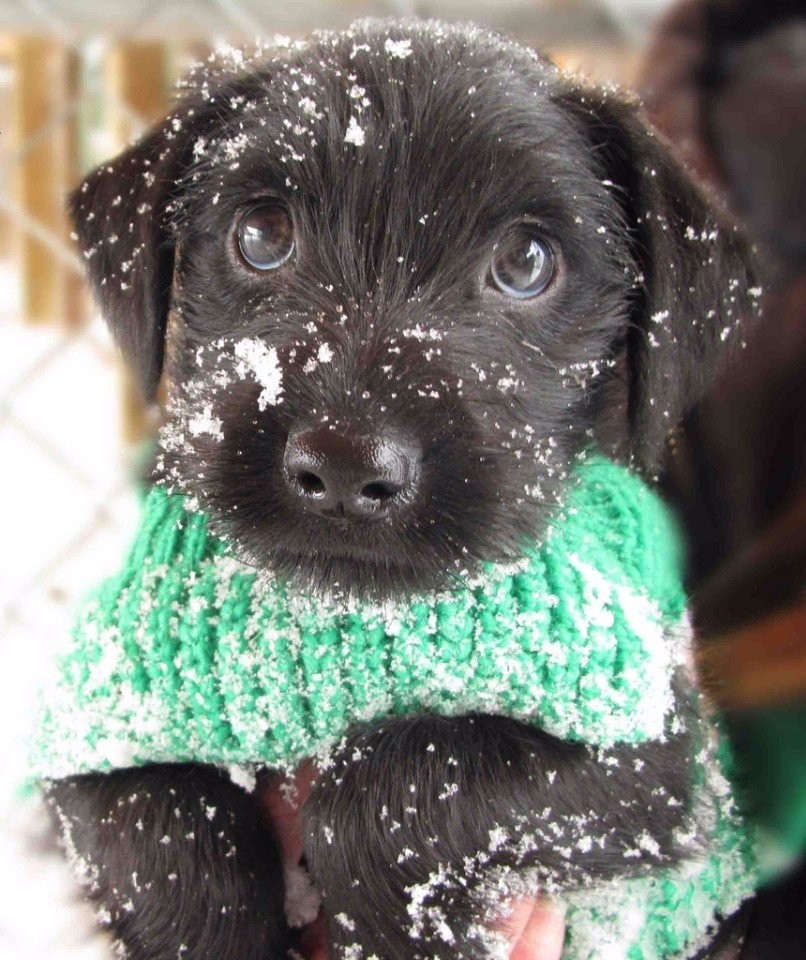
[1,1,803,958]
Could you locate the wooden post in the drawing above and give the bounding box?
[0,36,14,266]
[106,40,169,444]
[107,40,169,143]
[12,37,82,326]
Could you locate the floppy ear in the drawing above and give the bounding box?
[70,110,206,400]
[558,86,760,472]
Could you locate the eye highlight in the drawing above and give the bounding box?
[489,228,556,299]
[236,203,295,271]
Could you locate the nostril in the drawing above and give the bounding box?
[283,427,421,521]
[295,470,326,497]
[360,480,401,503]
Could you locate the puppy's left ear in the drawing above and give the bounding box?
[558,86,760,472]
[70,104,209,401]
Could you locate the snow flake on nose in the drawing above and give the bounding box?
[187,405,224,441]
[302,341,335,374]
[384,38,413,59]
[344,116,366,147]
[233,338,284,409]
[348,84,371,108]
[299,97,323,119]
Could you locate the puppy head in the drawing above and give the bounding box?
[71,20,758,599]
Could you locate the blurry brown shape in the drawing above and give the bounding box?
[670,231,806,718]
[641,1,806,278]
[547,44,642,89]
[683,277,806,641]
[642,9,806,945]
[12,37,83,325]
[641,1,806,702]
[697,602,806,710]
[706,16,806,282]
[639,0,720,185]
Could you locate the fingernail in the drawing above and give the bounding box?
[539,899,567,918]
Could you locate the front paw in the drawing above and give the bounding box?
[46,764,290,960]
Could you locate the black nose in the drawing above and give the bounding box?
[283,428,421,520]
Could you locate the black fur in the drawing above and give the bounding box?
[46,764,287,960]
[304,697,705,960]
[52,19,758,960]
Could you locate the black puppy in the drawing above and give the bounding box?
[48,20,758,960]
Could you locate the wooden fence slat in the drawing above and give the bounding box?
[13,37,82,326]
[106,40,169,443]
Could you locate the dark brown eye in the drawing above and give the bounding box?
[490,228,555,299]
[236,203,295,271]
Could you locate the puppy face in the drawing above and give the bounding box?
[72,20,757,599]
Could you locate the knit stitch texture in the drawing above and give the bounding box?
[34,456,688,775]
[31,456,757,959]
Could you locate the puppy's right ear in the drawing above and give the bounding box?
[70,112,203,400]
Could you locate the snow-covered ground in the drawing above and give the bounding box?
[0,261,138,959]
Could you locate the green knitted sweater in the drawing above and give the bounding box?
[32,456,757,959]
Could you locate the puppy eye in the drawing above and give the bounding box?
[236,203,295,271]
[489,228,555,299]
